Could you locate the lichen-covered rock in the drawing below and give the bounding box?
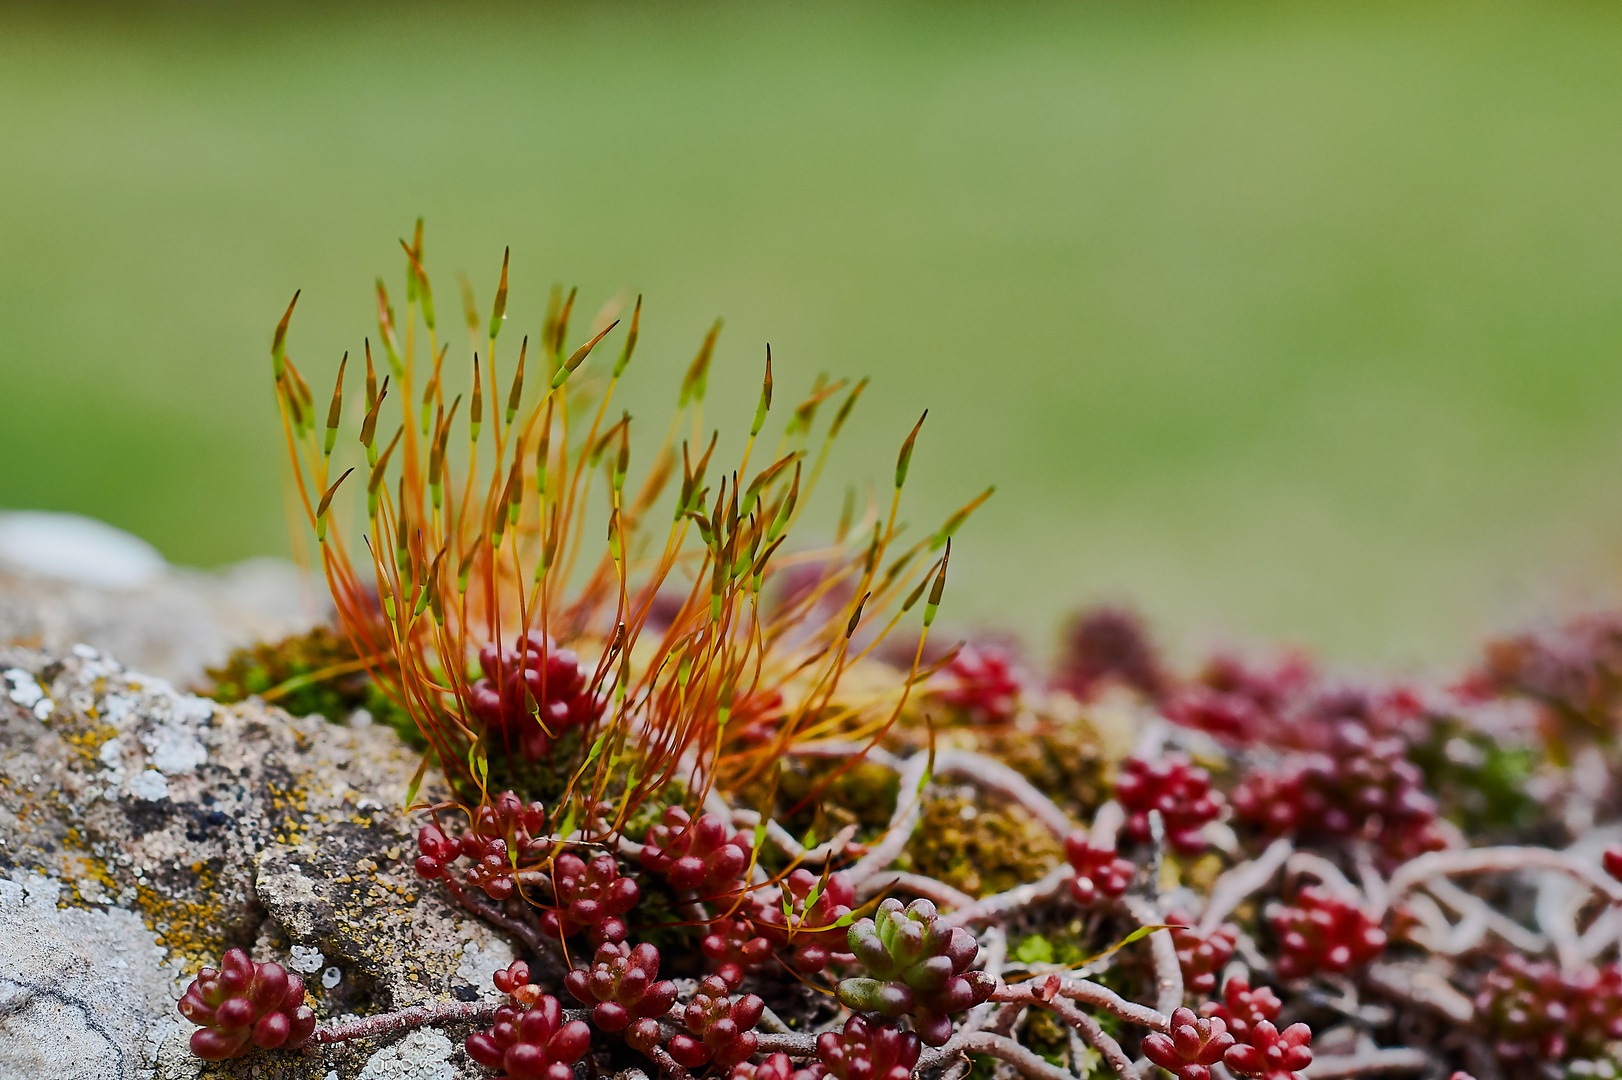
[353,1029,461,1080]
[0,643,501,1079]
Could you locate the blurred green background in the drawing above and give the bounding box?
[5,0,1622,667]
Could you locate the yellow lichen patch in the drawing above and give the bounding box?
[1183,852,1224,894]
[56,718,119,766]
[266,777,315,847]
[896,788,1062,898]
[1025,1008,1072,1070]
[133,865,229,969]
[63,850,119,907]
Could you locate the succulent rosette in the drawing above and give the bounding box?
[641,806,753,895]
[177,949,317,1061]
[539,851,641,945]
[837,897,993,1046]
[470,631,606,761]
[668,975,766,1069]
[564,942,679,1034]
[1063,831,1135,904]
[814,1016,921,1080]
[1268,886,1386,979]
[1143,1007,1237,1080]
[466,990,592,1080]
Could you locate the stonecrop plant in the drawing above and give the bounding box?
[183,223,1622,1080]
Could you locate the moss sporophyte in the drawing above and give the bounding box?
[270,223,980,847]
[182,222,1622,1080]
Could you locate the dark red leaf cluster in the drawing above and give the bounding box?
[668,975,765,1069]
[812,1016,921,1080]
[1063,832,1135,904]
[1231,721,1445,866]
[641,806,753,894]
[935,644,1023,724]
[1269,886,1386,979]
[177,949,316,1060]
[1465,614,1622,746]
[1474,955,1622,1062]
[563,942,678,1039]
[1054,606,1167,703]
[414,790,550,902]
[470,630,606,760]
[702,917,774,989]
[1167,913,1237,996]
[1165,654,1315,746]
[539,851,641,945]
[1143,1007,1236,1080]
[1200,976,1285,1044]
[1114,754,1223,855]
[1193,978,1312,1080]
[1223,1020,1313,1080]
[467,986,592,1080]
[492,959,537,996]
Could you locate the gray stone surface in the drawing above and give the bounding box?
[0,643,501,1080]
[0,870,185,1080]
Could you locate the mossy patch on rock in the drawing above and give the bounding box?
[206,625,421,750]
[893,785,1062,898]
[761,755,900,858]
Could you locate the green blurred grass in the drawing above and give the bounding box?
[4,0,1622,665]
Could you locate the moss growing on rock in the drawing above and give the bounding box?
[894,786,1062,898]
[205,626,420,749]
[966,696,1136,823]
[766,755,900,853]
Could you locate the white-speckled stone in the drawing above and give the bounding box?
[354,1030,457,1080]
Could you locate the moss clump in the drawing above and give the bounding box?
[1013,930,1089,968]
[1407,717,1544,839]
[1026,1008,1071,1067]
[893,786,1062,898]
[622,780,689,842]
[977,716,1112,823]
[205,626,420,749]
[764,755,900,854]
[465,725,585,809]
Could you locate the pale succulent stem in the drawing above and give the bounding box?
[856,872,978,911]
[645,1044,694,1080]
[309,999,502,1043]
[978,985,1145,1078]
[920,1029,1083,1080]
[1362,964,1474,1024]
[851,748,1082,888]
[755,1032,820,1056]
[1199,838,1293,936]
[1123,896,1184,1017]
[1382,845,1622,916]
[929,749,1076,840]
[994,979,1167,1035]
[1301,1048,1431,1078]
[948,863,1073,927]
[846,750,932,885]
